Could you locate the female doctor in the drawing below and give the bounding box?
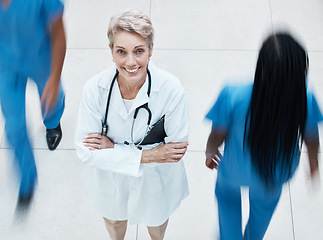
[75,10,189,240]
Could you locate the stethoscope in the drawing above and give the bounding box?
[101,68,152,150]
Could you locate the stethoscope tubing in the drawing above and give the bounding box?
[101,68,152,149]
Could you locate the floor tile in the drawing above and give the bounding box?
[151,0,272,50]
[308,52,323,152]
[64,0,151,49]
[305,52,323,149]
[136,151,294,239]
[220,173,294,239]
[0,149,137,240]
[1,48,111,150]
[2,0,323,239]
[0,80,47,150]
[137,152,218,239]
[152,49,258,151]
[289,153,323,240]
[270,0,323,51]
[58,48,113,150]
[264,183,294,239]
[8,48,259,152]
[307,52,323,106]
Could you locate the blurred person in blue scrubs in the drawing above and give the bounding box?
[205,32,322,239]
[0,0,66,207]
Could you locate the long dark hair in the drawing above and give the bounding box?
[244,32,308,187]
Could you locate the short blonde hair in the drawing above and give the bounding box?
[107,9,154,49]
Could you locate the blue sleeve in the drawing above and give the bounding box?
[205,86,230,131]
[305,91,323,139]
[42,0,64,27]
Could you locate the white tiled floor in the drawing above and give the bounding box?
[1,0,323,239]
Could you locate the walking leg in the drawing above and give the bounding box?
[0,71,37,200]
[243,185,282,240]
[215,175,243,240]
[31,67,65,150]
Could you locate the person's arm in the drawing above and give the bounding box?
[82,79,189,163]
[142,77,190,164]
[303,91,322,184]
[83,133,188,163]
[144,81,190,163]
[205,129,227,169]
[141,142,188,163]
[304,138,320,179]
[75,78,143,177]
[76,70,190,177]
[41,15,66,112]
[205,86,231,170]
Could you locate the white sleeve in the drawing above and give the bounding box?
[164,86,189,143]
[74,82,142,177]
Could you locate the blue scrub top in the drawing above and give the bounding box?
[206,83,323,187]
[0,0,64,74]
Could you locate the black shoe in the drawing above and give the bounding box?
[46,123,62,151]
[17,192,33,208]
[15,191,34,218]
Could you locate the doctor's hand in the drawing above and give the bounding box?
[83,133,115,150]
[141,142,189,163]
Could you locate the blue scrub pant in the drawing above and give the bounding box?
[215,174,282,240]
[0,66,65,197]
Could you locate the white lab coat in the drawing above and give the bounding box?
[75,62,189,226]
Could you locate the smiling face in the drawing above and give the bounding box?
[110,30,153,89]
